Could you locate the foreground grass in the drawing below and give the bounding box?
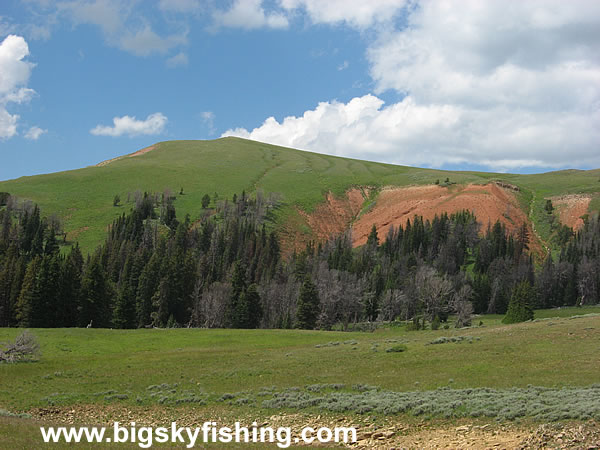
[1,306,599,415]
[1,307,600,448]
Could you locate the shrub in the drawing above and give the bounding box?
[386,344,408,353]
[0,331,40,363]
[259,385,600,422]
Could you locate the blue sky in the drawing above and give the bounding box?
[1,0,599,181]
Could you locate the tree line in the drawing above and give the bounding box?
[0,190,598,330]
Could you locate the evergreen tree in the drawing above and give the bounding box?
[227,261,247,327]
[201,194,211,209]
[367,224,379,248]
[502,280,535,324]
[16,257,42,327]
[79,253,112,328]
[242,283,263,328]
[136,251,161,327]
[296,276,320,329]
[113,256,136,328]
[57,245,82,327]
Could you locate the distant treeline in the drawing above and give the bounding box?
[0,190,598,329]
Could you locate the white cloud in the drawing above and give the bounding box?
[119,26,188,57]
[0,109,19,139]
[223,92,600,171]
[90,112,168,137]
[279,0,407,29]
[225,1,600,170]
[58,0,126,36]
[0,35,36,139]
[57,0,188,57]
[200,111,216,134]
[166,51,189,68]
[214,0,289,30]
[158,0,200,13]
[337,60,349,71]
[0,35,35,97]
[24,126,47,140]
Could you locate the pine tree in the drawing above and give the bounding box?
[44,228,59,255]
[79,253,112,328]
[296,276,320,329]
[113,256,136,328]
[16,256,42,327]
[367,224,379,248]
[227,261,247,328]
[201,194,211,209]
[136,251,161,327]
[243,283,263,328]
[57,245,82,327]
[502,280,534,324]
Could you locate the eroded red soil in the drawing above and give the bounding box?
[351,184,529,247]
[95,145,157,167]
[297,188,368,244]
[283,183,545,256]
[550,194,592,231]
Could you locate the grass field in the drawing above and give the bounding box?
[1,306,600,447]
[1,306,599,413]
[1,138,598,253]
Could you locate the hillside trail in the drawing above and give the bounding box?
[528,190,550,255]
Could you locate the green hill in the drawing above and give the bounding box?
[1,137,599,253]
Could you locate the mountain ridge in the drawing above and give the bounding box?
[1,137,598,254]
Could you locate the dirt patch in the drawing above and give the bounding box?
[279,187,369,253]
[95,144,157,167]
[127,144,156,158]
[297,188,368,244]
[66,226,89,241]
[352,184,531,247]
[549,194,592,231]
[26,405,600,449]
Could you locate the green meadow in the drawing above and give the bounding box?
[1,306,599,413]
[1,307,599,447]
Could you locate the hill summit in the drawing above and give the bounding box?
[0,137,598,254]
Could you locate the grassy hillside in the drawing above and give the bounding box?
[1,137,598,253]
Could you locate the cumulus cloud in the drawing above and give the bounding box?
[0,35,36,139]
[24,126,47,140]
[90,112,168,137]
[222,92,600,171]
[279,0,407,29]
[0,109,19,139]
[214,0,289,30]
[225,1,600,170]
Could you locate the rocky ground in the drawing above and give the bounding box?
[28,404,600,448]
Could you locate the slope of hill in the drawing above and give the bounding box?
[1,137,598,254]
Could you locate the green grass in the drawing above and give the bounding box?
[1,306,599,447]
[2,137,597,253]
[1,306,599,414]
